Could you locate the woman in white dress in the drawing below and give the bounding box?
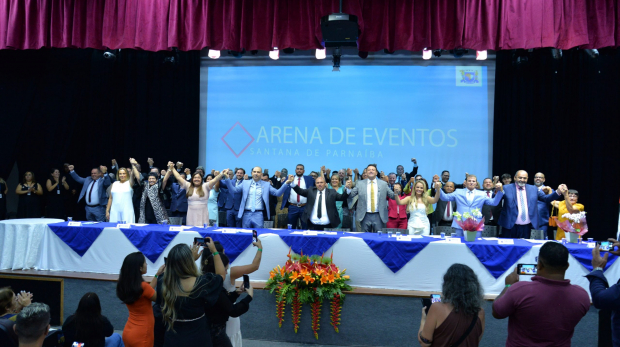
[206,174,220,225]
[106,167,135,223]
[395,175,442,235]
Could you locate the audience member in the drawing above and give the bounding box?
[551,189,584,241]
[386,183,409,229]
[440,175,504,237]
[0,288,33,321]
[281,164,315,229]
[327,173,347,228]
[14,303,50,347]
[206,174,221,226]
[492,242,590,346]
[405,177,435,225]
[16,171,43,218]
[201,253,253,347]
[418,264,485,346]
[345,164,395,232]
[68,165,113,221]
[433,182,457,227]
[106,165,136,223]
[587,241,620,347]
[220,169,245,228]
[130,160,169,224]
[117,252,164,347]
[396,176,441,235]
[289,175,348,230]
[0,177,8,220]
[480,178,502,227]
[498,170,564,238]
[225,167,292,228]
[501,173,512,185]
[261,173,278,221]
[158,241,224,347]
[62,292,122,347]
[45,168,69,219]
[169,182,188,224]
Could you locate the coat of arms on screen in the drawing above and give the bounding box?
[456,66,482,87]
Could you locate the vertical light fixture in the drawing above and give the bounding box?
[316,48,326,59]
[422,48,432,60]
[208,50,220,59]
[476,50,487,60]
[269,47,280,60]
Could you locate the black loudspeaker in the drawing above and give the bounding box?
[0,276,64,326]
[320,13,359,47]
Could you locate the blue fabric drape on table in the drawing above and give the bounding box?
[565,243,618,272]
[119,225,180,263]
[199,228,254,264]
[363,235,431,273]
[48,222,110,256]
[465,239,533,279]
[278,233,341,257]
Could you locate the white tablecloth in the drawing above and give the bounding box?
[0,219,64,270]
[34,225,619,295]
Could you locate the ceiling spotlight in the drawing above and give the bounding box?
[358,51,368,59]
[476,50,487,60]
[451,49,468,58]
[208,49,220,59]
[433,49,442,58]
[332,47,341,72]
[103,50,117,60]
[269,48,279,60]
[315,48,326,60]
[422,48,432,60]
[584,49,599,58]
[551,48,562,60]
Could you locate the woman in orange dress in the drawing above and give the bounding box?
[116,252,165,347]
[551,189,584,240]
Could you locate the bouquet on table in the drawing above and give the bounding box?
[557,211,588,243]
[452,208,485,241]
[264,249,352,339]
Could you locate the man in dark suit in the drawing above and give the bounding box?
[481,178,503,226]
[431,170,464,197]
[433,182,457,226]
[290,176,348,230]
[68,164,113,221]
[534,172,555,240]
[498,170,565,238]
[281,164,315,229]
[395,158,419,186]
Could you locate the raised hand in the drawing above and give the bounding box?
[286,174,294,184]
[214,170,220,177]
[325,168,331,176]
[244,174,249,180]
[347,168,352,176]
[62,176,66,183]
[100,166,108,174]
[275,171,281,178]
[354,168,359,175]
[167,161,175,169]
[147,158,154,166]
[221,169,229,177]
[111,159,117,167]
[345,179,352,189]
[411,158,417,164]
[211,169,215,175]
[129,158,137,165]
[68,165,74,171]
[432,174,440,183]
[492,176,499,184]
[184,168,191,175]
[321,165,326,173]
[495,182,503,192]
[542,186,552,194]
[176,161,183,168]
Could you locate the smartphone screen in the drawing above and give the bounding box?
[598,241,612,252]
[517,264,537,275]
[243,275,250,289]
[252,230,258,243]
[194,237,205,246]
[164,257,167,265]
[430,294,441,303]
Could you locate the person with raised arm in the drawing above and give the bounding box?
[106,161,137,223]
[129,159,169,224]
[395,175,442,235]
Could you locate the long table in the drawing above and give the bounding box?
[2,221,618,295]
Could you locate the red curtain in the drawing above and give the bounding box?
[1,0,618,51]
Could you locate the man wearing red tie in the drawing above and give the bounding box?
[481,178,503,226]
[280,164,315,229]
[433,182,457,227]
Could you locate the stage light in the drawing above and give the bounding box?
[422,48,432,60]
[208,50,220,59]
[451,49,468,58]
[358,51,368,59]
[103,50,116,60]
[332,47,341,72]
[476,50,487,60]
[551,48,562,60]
[433,49,442,58]
[269,48,279,60]
[315,48,326,59]
[512,49,530,65]
[163,48,179,65]
[584,49,599,58]
[229,49,245,58]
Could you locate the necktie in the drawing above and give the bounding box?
[519,187,526,221]
[317,191,323,219]
[446,201,451,218]
[88,181,95,204]
[297,177,301,202]
[251,183,256,212]
[370,181,376,213]
[487,191,491,197]
[236,180,241,186]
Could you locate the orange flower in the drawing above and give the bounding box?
[280,267,286,276]
[314,267,325,276]
[300,268,308,277]
[320,274,329,285]
[290,271,300,282]
[334,272,341,279]
[303,273,315,284]
[269,270,276,279]
[343,275,350,279]
[327,272,335,283]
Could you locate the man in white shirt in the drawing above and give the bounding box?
[290,176,348,230]
[280,164,315,229]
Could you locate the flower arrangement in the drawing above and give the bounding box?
[265,249,352,339]
[452,208,485,232]
[558,211,588,236]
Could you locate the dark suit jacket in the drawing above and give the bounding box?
[281,175,315,209]
[220,179,244,211]
[433,199,458,225]
[480,190,502,225]
[498,183,561,230]
[292,185,348,228]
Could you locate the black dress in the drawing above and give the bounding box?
[17,183,41,218]
[62,314,114,347]
[0,182,6,220]
[156,274,223,347]
[205,289,252,347]
[46,179,66,219]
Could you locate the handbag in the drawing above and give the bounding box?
[548,205,557,227]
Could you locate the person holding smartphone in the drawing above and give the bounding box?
[587,240,620,346]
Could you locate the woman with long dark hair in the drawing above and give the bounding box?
[46,168,69,219]
[418,263,485,346]
[157,240,225,347]
[62,292,122,347]
[16,171,43,218]
[117,252,165,347]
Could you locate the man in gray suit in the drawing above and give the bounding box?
[345,164,395,232]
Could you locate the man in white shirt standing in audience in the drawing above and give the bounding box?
[280,164,315,229]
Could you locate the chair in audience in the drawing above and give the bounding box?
[530,229,545,240]
[481,225,498,237]
[0,319,17,347]
[384,228,408,235]
[168,217,184,225]
[434,226,455,236]
[263,221,274,228]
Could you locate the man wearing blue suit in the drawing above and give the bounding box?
[280,164,315,229]
[68,164,113,222]
[225,167,293,228]
[220,168,245,227]
[440,175,504,237]
[534,172,555,240]
[498,170,566,239]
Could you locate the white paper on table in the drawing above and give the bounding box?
[67,222,82,227]
[482,237,499,241]
[289,231,305,235]
[523,239,549,244]
[498,239,514,245]
[303,231,318,236]
[319,232,338,235]
[426,235,442,238]
[213,228,242,233]
[169,226,183,231]
[587,243,595,248]
[116,224,131,229]
[409,235,423,239]
[221,230,238,234]
[445,238,462,244]
[237,229,253,234]
[131,224,149,226]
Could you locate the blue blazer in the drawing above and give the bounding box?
[225,179,290,220]
[70,171,113,206]
[537,187,555,226]
[498,183,561,230]
[440,188,504,229]
[220,179,244,211]
[280,175,315,209]
[170,183,188,212]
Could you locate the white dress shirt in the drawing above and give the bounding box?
[289,175,308,205]
[310,189,330,225]
[366,178,379,213]
[442,201,454,222]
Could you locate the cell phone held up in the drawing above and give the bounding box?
[194,237,210,246]
[421,294,441,315]
[243,275,250,290]
[516,264,537,275]
[252,230,258,244]
[598,241,612,252]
